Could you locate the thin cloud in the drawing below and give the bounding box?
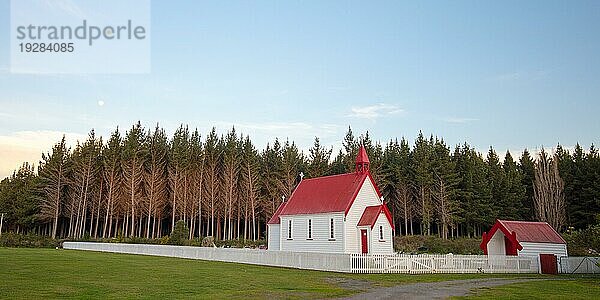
[348,103,404,120]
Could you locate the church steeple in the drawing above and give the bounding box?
[355,145,370,174]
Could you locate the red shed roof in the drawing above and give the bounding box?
[267,201,287,225]
[277,172,382,216]
[357,205,394,230]
[480,220,565,253]
[498,220,566,244]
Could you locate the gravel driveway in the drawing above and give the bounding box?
[340,278,543,300]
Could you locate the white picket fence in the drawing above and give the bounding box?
[559,256,600,274]
[350,253,539,274]
[63,242,352,272]
[63,242,540,274]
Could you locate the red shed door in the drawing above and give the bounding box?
[540,254,558,274]
[361,230,368,254]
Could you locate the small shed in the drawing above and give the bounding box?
[480,220,567,258]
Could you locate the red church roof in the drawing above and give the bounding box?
[278,172,381,216]
[267,201,288,225]
[357,205,394,229]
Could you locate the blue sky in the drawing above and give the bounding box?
[1,1,600,177]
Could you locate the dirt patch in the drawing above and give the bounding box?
[339,278,546,300]
[325,277,373,291]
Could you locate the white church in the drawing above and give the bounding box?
[267,146,394,254]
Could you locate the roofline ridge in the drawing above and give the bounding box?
[500,219,552,225]
[302,172,358,181]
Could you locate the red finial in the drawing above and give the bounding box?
[355,145,370,173]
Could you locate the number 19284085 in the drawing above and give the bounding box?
[19,43,74,53]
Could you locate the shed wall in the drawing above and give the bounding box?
[519,242,568,258]
[487,230,506,256]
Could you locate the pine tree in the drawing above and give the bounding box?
[188,129,204,238]
[564,144,600,229]
[328,150,346,175]
[342,126,358,172]
[122,122,146,237]
[203,128,220,237]
[431,139,459,239]
[411,131,433,235]
[221,127,239,240]
[308,137,331,178]
[281,140,305,196]
[380,138,414,235]
[584,145,600,227]
[240,136,260,240]
[169,125,190,231]
[397,138,413,235]
[102,129,122,238]
[485,146,506,222]
[502,151,526,220]
[260,139,284,228]
[0,163,40,233]
[144,124,168,239]
[38,136,71,239]
[69,130,101,238]
[454,144,492,237]
[519,149,536,220]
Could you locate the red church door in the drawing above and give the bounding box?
[361,230,368,254]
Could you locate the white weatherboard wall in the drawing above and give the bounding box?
[369,213,394,254]
[344,178,381,254]
[519,242,568,258]
[267,224,280,250]
[487,231,506,256]
[279,212,344,253]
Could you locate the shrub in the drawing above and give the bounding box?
[394,235,483,255]
[169,220,189,246]
[563,225,600,256]
[158,236,170,245]
[0,232,61,248]
[201,236,215,247]
[214,238,266,248]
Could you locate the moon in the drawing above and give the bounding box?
[98,100,105,107]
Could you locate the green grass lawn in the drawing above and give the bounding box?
[455,276,600,299]
[1,247,597,299]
